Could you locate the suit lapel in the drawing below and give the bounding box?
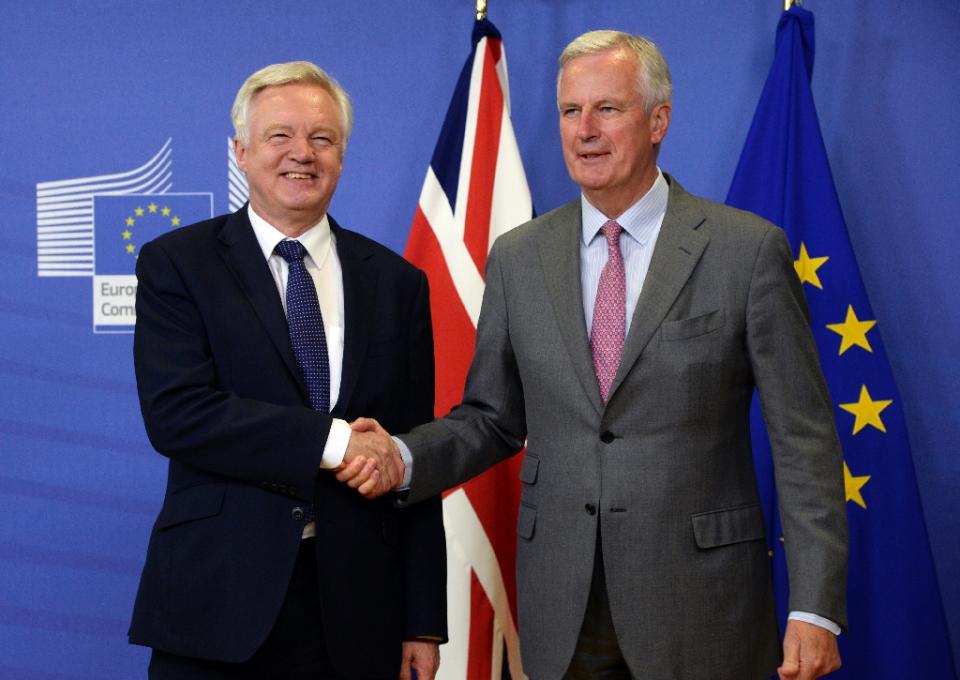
[538,200,604,416]
[330,219,375,417]
[608,177,710,400]
[215,208,308,402]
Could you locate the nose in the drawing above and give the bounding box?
[577,109,599,141]
[287,136,314,163]
[576,110,598,141]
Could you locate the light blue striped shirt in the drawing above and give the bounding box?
[580,169,669,338]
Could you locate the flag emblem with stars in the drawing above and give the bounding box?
[91,193,211,333]
[93,194,210,275]
[726,6,955,677]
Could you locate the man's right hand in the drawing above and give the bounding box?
[334,417,404,498]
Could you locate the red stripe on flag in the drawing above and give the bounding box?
[463,39,504,276]
[405,207,476,416]
[468,569,495,680]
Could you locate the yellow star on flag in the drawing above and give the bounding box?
[135,206,144,216]
[171,216,181,226]
[148,202,158,213]
[122,230,132,240]
[794,242,829,289]
[126,243,136,254]
[125,216,135,227]
[840,385,893,434]
[826,305,876,355]
[843,460,870,509]
[161,206,171,216]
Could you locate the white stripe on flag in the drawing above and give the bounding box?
[452,36,490,244]
[489,108,533,244]
[417,167,486,327]
[440,489,523,680]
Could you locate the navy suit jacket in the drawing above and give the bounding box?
[128,208,446,676]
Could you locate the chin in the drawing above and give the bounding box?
[575,177,610,192]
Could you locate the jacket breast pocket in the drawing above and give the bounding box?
[155,482,226,531]
[691,503,765,549]
[661,308,724,341]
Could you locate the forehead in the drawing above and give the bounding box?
[249,83,341,126]
[559,49,641,101]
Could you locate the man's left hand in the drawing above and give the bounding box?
[778,619,841,680]
[400,640,440,680]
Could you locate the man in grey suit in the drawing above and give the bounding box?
[340,30,847,680]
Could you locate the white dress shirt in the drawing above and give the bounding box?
[247,206,353,470]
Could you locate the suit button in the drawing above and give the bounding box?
[600,431,615,444]
[291,507,305,521]
[584,503,597,516]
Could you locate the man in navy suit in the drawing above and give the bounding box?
[129,61,446,679]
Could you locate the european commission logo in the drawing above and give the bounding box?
[36,139,220,333]
[91,194,211,332]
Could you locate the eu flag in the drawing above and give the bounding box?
[93,193,212,275]
[726,6,955,678]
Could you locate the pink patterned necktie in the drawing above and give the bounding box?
[591,220,625,403]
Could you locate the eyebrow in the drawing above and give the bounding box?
[260,123,341,137]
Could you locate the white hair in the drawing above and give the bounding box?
[557,30,672,112]
[231,61,353,148]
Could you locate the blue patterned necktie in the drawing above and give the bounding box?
[275,240,330,413]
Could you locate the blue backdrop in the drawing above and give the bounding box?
[1,1,957,676]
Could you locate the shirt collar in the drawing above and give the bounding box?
[247,205,333,269]
[580,168,669,247]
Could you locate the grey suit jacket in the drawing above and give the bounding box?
[400,176,847,680]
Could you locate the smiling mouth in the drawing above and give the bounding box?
[283,172,315,179]
[579,152,608,160]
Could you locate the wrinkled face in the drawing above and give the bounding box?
[234,83,344,236]
[558,49,670,218]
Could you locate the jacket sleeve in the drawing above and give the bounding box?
[746,225,849,629]
[399,239,527,505]
[134,237,329,500]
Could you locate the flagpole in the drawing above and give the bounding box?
[784,0,799,9]
[476,0,487,21]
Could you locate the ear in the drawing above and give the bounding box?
[233,137,248,172]
[649,103,671,144]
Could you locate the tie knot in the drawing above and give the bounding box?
[601,220,622,246]
[275,239,306,264]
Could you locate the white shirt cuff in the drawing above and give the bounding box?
[394,436,413,489]
[319,418,351,469]
[788,611,841,635]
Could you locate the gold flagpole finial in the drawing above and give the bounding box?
[784,0,800,9]
[476,0,487,21]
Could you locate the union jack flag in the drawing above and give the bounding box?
[404,18,533,680]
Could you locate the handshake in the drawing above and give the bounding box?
[334,417,404,499]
